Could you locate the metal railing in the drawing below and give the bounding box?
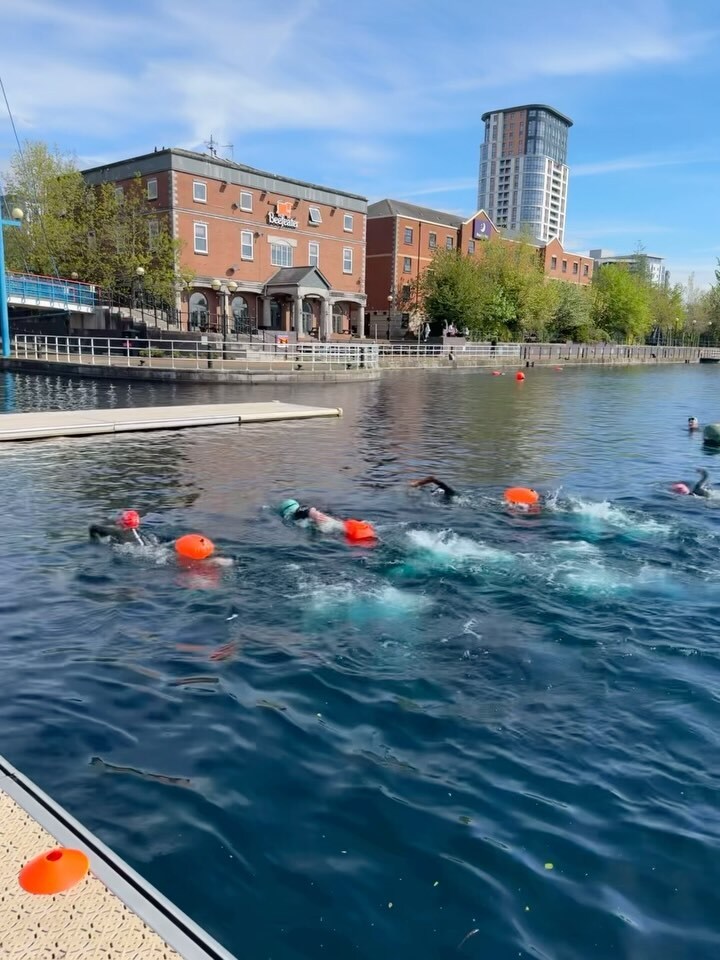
[7,272,97,308]
[13,334,380,372]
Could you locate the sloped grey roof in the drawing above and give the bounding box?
[368,199,464,229]
[265,266,331,289]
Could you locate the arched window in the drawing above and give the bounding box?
[231,295,249,333]
[302,298,315,333]
[189,292,208,329]
[333,303,349,335]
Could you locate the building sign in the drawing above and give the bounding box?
[473,217,492,241]
[267,200,298,229]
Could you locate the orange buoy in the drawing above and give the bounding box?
[344,519,377,542]
[504,486,539,506]
[175,533,215,560]
[515,371,525,381]
[19,847,89,895]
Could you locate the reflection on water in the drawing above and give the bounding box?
[1,366,720,960]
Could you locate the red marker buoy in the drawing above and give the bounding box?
[19,848,89,895]
[515,371,525,381]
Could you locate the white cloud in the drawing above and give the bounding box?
[573,152,712,177]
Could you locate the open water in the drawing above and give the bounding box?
[1,365,720,960]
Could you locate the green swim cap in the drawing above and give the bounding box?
[278,498,300,519]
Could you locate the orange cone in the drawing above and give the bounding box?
[19,847,89,895]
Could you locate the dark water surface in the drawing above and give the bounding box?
[1,366,720,960]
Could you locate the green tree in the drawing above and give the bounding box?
[4,140,189,306]
[420,249,487,333]
[591,264,652,342]
[547,281,595,341]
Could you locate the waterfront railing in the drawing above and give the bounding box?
[13,334,380,371]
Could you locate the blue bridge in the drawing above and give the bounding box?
[7,272,97,314]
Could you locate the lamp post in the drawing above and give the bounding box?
[0,206,24,358]
[132,266,145,326]
[387,293,393,341]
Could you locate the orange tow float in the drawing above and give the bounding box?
[175,533,215,560]
[504,486,540,506]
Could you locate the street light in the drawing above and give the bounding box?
[0,206,24,358]
[227,280,237,336]
[134,266,146,325]
[387,293,393,341]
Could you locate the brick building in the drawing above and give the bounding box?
[82,149,368,339]
[366,199,593,334]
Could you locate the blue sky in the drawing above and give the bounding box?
[1,0,718,287]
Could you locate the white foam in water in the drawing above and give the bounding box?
[307,579,431,616]
[551,539,602,556]
[406,529,515,566]
[112,540,172,565]
[559,497,672,536]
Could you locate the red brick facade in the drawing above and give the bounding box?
[83,149,367,339]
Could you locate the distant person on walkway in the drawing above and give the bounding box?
[423,322,430,342]
[688,416,700,431]
[89,509,151,546]
[409,476,457,500]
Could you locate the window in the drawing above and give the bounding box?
[343,247,353,273]
[343,214,353,232]
[114,186,124,201]
[584,264,590,277]
[193,181,207,203]
[561,259,567,273]
[241,230,254,260]
[404,227,413,244]
[148,219,159,248]
[551,256,557,269]
[308,207,322,224]
[193,222,208,254]
[402,284,411,299]
[308,241,319,268]
[446,236,454,250]
[231,295,249,332]
[573,261,579,275]
[189,292,208,329]
[402,257,412,273]
[271,241,293,267]
[147,179,158,201]
[468,240,475,254]
[239,191,253,211]
[429,232,437,249]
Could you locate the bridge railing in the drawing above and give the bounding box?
[13,334,380,371]
[7,272,97,307]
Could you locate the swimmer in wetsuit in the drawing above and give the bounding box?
[409,476,457,499]
[278,499,376,542]
[89,509,152,546]
[691,468,711,497]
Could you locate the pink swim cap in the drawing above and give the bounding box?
[670,483,690,495]
[119,509,141,528]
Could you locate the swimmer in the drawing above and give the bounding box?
[89,509,151,546]
[90,510,235,565]
[688,417,700,431]
[692,468,711,497]
[409,476,457,499]
[671,468,711,497]
[278,499,377,543]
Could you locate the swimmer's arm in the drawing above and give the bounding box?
[89,523,115,540]
[409,476,457,497]
[208,556,235,567]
